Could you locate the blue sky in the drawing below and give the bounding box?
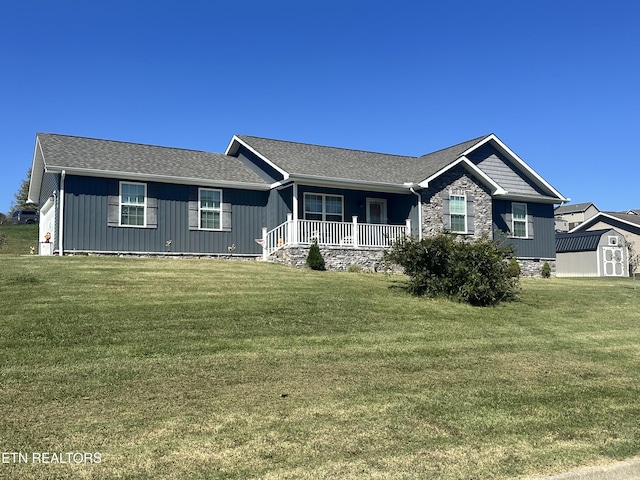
[1,1,638,214]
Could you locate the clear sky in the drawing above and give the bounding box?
[1,1,638,214]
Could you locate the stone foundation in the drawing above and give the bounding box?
[270,245,555,278]
[516,258,556,277]
[271,245,394,272]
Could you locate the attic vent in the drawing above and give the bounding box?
[608,236,618,246]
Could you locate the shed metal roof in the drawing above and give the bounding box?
[555,229,612,253]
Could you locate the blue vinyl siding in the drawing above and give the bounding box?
[493,200,556,258]
[297,185,414,226]
[63,175,268,255]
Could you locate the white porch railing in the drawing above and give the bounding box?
[261,215,411,260]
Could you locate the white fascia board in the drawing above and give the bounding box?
[569,212,640,234]
[418,157,506,195]
[493,192,568,205]
[474,134,569,202]
[44,166,271,191]
[225,135,290,180]
[288,174,411,193]
[28,137,45,204]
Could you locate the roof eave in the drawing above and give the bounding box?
[225,135,290,180]
[478,134,569,202]
[418,157,507,195]
[569,212,640,233]
[28,136,46,204]
[493,192,569,204]
[44,165,271,190]
[288,174,412,193]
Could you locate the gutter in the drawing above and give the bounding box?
[43,165,271,191]
[58,170,65,256]
[409,187,422,240]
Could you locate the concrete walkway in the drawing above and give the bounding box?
[529,457,640,480]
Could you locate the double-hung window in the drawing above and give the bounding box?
[199,188,222,230]
[120,182,146,226]
[449,193,466,233]
[304,193,343,222]
[512,203,527,238]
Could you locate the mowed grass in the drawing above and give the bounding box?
[0,223,39,255]
[1,256,639,479]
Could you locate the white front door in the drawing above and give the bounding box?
[603,247,624,276]
[366,198,387,224]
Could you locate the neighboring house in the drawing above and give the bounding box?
[554,202,599,232]
[28,132,569,274]
[556,229,628,277]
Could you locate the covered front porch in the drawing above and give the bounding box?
[261,214,411,260]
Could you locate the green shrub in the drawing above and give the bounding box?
[383,232,518,306]
[347,264,363,273]
[507,258,521,277]
[306,241,325,271]
[541,262,552,278]
[0,231,5,251]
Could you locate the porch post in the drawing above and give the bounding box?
[405,218,412,238]
[292,183,299,245]
[352,216,359,249]
[286,213,293,245]
[262,227,268,261]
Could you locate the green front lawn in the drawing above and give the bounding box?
[1,256,639,479]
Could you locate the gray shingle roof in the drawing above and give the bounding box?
[556,229,611,253]
[37,133,269,186]
[554,202,597,215]
[236,134,490,185]
[602,212,640,227]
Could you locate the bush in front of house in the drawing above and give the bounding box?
[306,241,325,271]
[507,258,521,278]
[541,262,551,278]
[383,232,519,306]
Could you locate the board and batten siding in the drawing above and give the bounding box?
[492,200,556,259]
[62,175,268,255]
[467,145,546,196]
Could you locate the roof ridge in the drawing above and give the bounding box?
[236,135,418,159]
[418,134,491,158]
[37,132,219,156]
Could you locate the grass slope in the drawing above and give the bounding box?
[0,223,39,255]
[1,256,639,479]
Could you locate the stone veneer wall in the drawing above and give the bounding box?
[421,165,493,239]
[517,258,556,277]
[271,245,392,272]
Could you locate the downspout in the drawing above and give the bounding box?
[410,187,422,241]
[58,170,66,256]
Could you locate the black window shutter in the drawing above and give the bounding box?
[466,194,475,234]
[442,194,451,230]
[188,187,199,230]
[221,203,232,231]
[107,180,120,227]
[505,211,513,235]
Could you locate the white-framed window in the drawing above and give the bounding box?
[304,193,343,222]
[608,236,618,246]
[199,188,222,230]
[120,182,146,227]
[512,203,528,238]
[449,193,466,233]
